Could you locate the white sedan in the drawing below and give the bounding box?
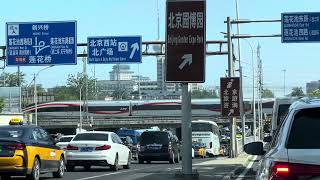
[56,135,75,150]
[65,131,131,171]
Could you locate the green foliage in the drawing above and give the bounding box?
[191,89,218,99]
[67,73,95,99]
[291,87,304,97]
[261,89,274,98]
[49,86,78,101]
[1,72,26,87]
[0,98,4,113]
[311,89,320,97]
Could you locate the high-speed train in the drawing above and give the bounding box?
[22,98,275,117]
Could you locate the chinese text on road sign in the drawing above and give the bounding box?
[6,21,77,66]
[87,36,142,64]
[220,77,240,117]
[166,0,206,82]
[282,12,320,43]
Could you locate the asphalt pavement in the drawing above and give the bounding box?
[4,155,260,180]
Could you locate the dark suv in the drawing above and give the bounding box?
[138,131,180,164]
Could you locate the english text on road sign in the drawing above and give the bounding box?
[282,12,320,43]
[6,21,77,66]
[165,0,206,83]
[220,77,240,117]
[87,36,142,64]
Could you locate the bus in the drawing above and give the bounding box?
[191,120,220,157]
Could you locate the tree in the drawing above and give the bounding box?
[311,89,320,97]
[0,98,5,113]
[192,89,218,99]
[66,73,97,100]
[49,86,78,101]
[291,87,304,97]
[111,89,129,100]
[1,72,26,86]
[261,89,274,98]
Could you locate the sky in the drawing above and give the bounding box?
[1,0,320,98]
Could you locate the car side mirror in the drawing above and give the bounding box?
[244,142,265,155]
[263,136,272,143]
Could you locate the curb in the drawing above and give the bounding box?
[221,154,253,180]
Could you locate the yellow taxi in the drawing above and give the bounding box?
[0,119,65,180]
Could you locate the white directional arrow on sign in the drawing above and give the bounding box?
[178,54,192,70]
[129,42,139,59]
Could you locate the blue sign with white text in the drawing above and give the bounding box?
[282,12,320,43]
[87,36,142,64]
[6,21,77,66]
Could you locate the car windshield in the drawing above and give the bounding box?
[140,132,169,145]
[73,133,108,141]
[59,136,73,142]
[0,127,24,139]
[287,108,320,149]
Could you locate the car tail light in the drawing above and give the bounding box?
[66,145,79,150]
[270,162,320,180]
[95,145,111,150]
[209,142,212,148]
[7,143,25,150]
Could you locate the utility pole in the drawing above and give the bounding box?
[82,49,89,124]
[257,45,262,140]
[227,17,236,158]
[33,73,37,126]
[235,0,245,147]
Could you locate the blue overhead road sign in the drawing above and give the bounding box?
[6,21,77,66]
[282,12,320,43]
[87,36,142,64]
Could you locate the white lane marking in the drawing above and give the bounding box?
[235,155,258,180]
[76,167,151,180]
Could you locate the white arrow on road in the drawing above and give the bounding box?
[129,42,139,59]
[178,54,192,70]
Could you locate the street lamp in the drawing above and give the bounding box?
[241,38,257,141]
[33,65,54,126]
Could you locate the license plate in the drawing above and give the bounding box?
[80,147,93,152]
[148,146,160,150]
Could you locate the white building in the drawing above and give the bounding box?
[109,65,134,81]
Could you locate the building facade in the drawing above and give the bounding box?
[306,80,320,94]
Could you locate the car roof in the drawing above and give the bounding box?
[61,135,75,137]
[76,131,112,135]
[0,125,37,129]
[289,98,320,111]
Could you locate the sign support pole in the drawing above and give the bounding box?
[181,82,192,175]
[227,16,236,158]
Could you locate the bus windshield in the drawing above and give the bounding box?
[192,122,215,132]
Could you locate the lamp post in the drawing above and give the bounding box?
[241,39,257,140]
[33,65,54,126]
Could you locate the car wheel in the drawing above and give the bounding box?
[123,153,131,169]
[84,165,91,171]
[111,154,119,171]
[53,157,65,178]
[1,175,11,180]
[66,165,75,172]
[26,158,40,180]
[169,153,175,164]
[175,152,180,163]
